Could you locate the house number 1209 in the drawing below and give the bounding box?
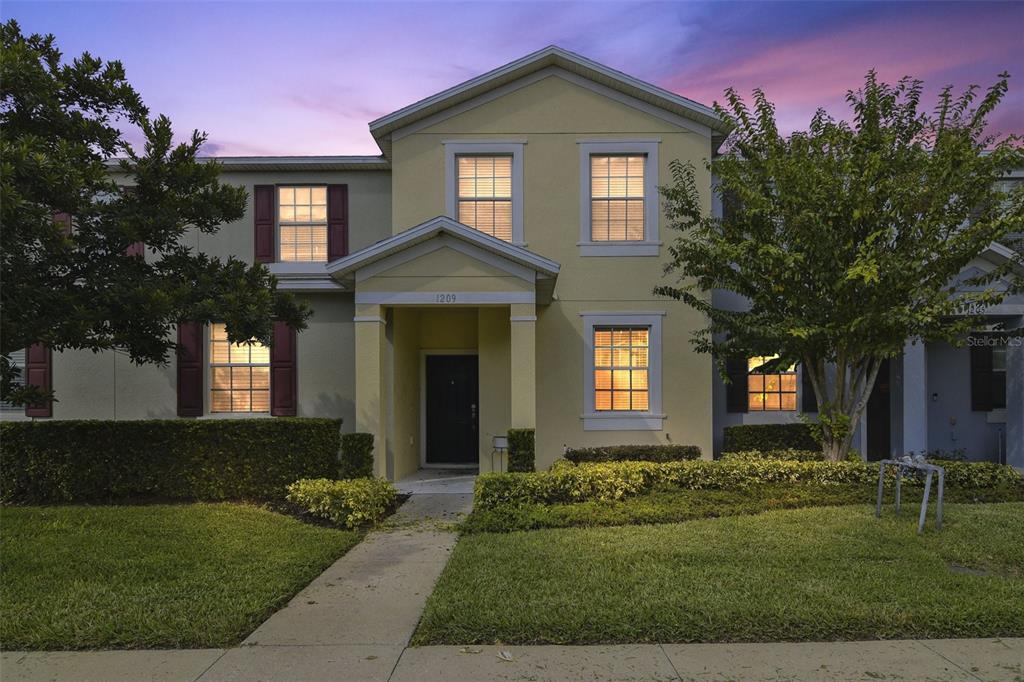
[435,293,457,303]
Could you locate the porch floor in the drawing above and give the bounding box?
[395,468,477,495]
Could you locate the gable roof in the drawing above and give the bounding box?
[326,215,560,285]
[369,45,729,156]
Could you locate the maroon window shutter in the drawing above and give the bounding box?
[24,344,52,418]
[253,185,275,263]
[725,356,749,413]
[327,184,349,260]
[270,322,297,416]
[177,322,204,417]
[970,343,993,412]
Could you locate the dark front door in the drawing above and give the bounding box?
[866,359,891,461]
[425,354,479,465]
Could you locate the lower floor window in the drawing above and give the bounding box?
[594,327,649,411]
[748,355,797,411]
[0,348,25,413]
[209,323,270,413]
[991,346,1007,410]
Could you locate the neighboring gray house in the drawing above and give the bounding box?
[711,169,1024,468]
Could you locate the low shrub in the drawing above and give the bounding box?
[721,449,861,462]
[462,482,1024,533]
[0,419,341,503]
[721,448,823,462]
[507,428,535,473]
[564,444,701,463]
[474,459,1023,510]
[722,423,819,452]
[340,433,374,478]
[286,478,397,529]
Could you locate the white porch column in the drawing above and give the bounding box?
[509,303,536,429]
[354,304,388,479]
[902,340,929,455]
[1006,337,1024,470]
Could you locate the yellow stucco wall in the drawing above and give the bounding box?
[182,169,392,262]
[388,73,715,466]
[359,246,533,294]
[46,294,355,423]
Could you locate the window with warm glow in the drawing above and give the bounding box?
[594,327,649,411]
[590,155,645,241]
[278,186,327,261]
[457,156,513,241]
[748,355,797,411]
[209,323,270,413]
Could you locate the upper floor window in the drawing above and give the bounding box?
[457,156,513,242]
[445,141,524,244]
[590,155,645,242]
[578,140,660,256]
[748,355,797,411]
[278,186,327,262]
[209,323,270,413]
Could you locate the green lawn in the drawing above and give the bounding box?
[415,502,1024,644]
[0,503,361,649]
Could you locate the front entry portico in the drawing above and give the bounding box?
[327,216,559,480]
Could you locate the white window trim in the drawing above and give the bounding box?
[578,140,661,256]
[581,312,664,431]
[444,141,525,246]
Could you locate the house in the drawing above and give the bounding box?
[5,46,1022,474]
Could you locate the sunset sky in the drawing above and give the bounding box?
[5,1,1022,156]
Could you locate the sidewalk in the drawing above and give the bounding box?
[2,484,1021,681]
[4,638,1021,681]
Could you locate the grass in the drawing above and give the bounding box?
[461,481,1024,533]
[0,503,361,650]
[414,502,1024,644]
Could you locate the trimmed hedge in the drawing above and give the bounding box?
[0,419,342,503]
[508,428,535,473]
[286,477,397,528]
[564,444,701,463]
[722,423,819,452]
[474,459,1023,510]
[340,433,374,479]
[721,449,862,463]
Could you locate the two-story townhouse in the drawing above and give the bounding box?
[6,46,1022,475]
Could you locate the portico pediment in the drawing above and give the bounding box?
[326,216,560,304]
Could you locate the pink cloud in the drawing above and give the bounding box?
[664,7,1023,134]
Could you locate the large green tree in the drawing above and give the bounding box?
[1,21,310,405]
[658,71,1024,460]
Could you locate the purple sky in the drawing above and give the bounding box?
[5,1,1022,156]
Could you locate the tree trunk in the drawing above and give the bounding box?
[804,354,884,462]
